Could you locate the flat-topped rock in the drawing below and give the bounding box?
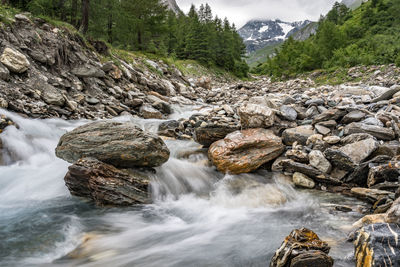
[56,121,170,168]
[344,122,395,141]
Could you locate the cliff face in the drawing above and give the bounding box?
[0,14,192,120]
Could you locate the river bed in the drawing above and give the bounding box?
[0,108,366,267]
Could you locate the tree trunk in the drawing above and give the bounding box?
[80,0,89,34]
[58,0,67,21]
[71,0,78,27]
[107,0,112,43]
[137,30,142,50]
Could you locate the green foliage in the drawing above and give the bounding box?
[255,0,400,78]
[396,54,400,67]
[0,4,20,24]
[4,0,248,77]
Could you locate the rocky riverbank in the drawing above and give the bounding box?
[1,13,400,267]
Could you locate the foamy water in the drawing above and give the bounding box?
[0,109,364,267]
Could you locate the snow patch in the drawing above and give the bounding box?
[259,25,269,33]
[278,23,295,38]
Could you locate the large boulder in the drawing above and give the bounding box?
[208,128,284,174]
[65,158,150,206]
[344,122,395,141]
[282,125,315,146]
[0,47,30,73]
[325,138,378,171]
[56,121,170,168]
[239,103,276,129]
[270,228,333,267]
[354,223,400,267]
[194,124,239,147]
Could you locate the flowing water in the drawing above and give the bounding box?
[0,107,366,267]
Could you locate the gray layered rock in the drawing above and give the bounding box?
[309,150,332,173]
[371,85,400,103]
[64,157,151,206]
[354,223,400,267]
[39,81,65,106]
[0,63,10,80]
[325,138,378,171]
[280,105,297,121]
[56,121,170,168]
[140,105,163,119]
[341,110,365,124]
[0,47,30,73]
[367,161,400,187]
[344,122,395,141]
[239,103,275,129]
[194,124,239,147]
[71,64,105,78]
[282,125,314,145]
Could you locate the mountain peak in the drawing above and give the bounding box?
[238,19,312,53]
[162,0,181,14]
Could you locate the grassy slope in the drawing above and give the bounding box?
[246,43,281,69]
[0,4,237,82]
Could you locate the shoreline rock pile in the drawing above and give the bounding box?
[0,14,206,121]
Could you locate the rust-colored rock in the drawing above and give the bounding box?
[270,228,333,267]
[208,128,284,174]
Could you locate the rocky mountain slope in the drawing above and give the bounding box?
[0,13,211,121]
[162,0,181,14]
[238,19,312,53]
[238,19,316,68]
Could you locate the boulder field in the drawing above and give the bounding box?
[1,13,400,267]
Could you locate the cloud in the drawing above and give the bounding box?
[175,0,337,27]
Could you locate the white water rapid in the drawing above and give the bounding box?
[0,108,365,267]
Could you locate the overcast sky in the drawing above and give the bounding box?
[176,0,338,28]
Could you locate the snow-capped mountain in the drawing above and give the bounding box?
[162,0,181,14]
[238,20,312,53]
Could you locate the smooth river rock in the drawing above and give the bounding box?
[293,172,315,189]
[56,121,170,168]
[208,128,285,174]
[65,158,150,206]
[270,228,333,267]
